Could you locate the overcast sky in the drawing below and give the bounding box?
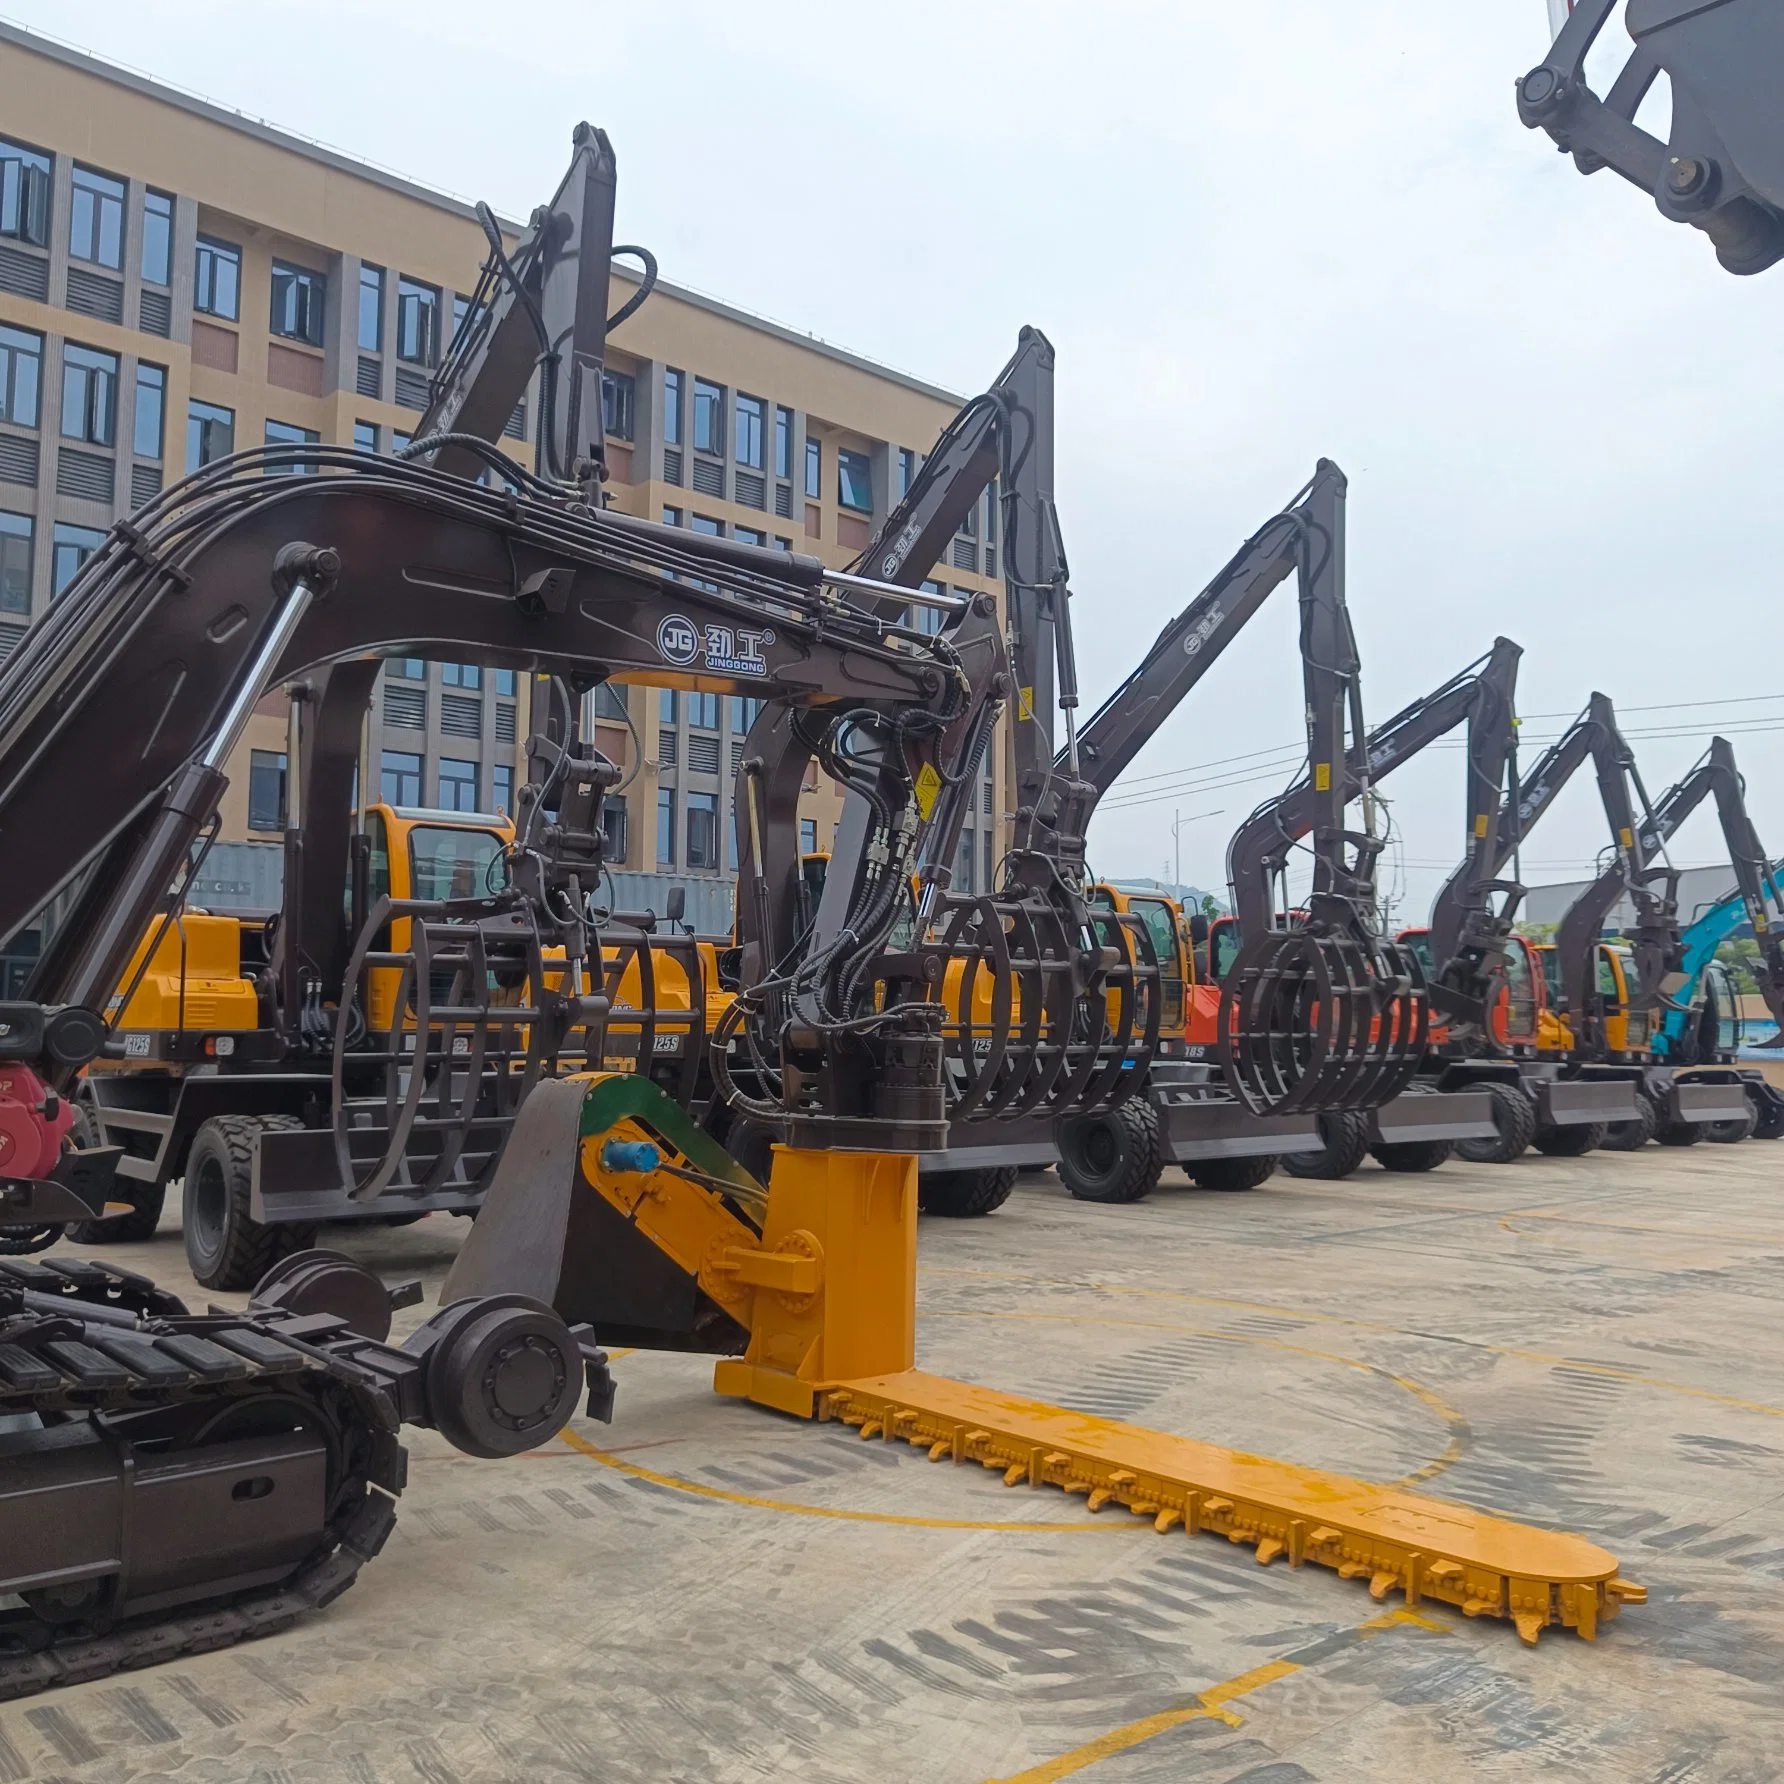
[16,0,1779,919]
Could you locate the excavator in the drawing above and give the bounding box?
[1201,640,1531,1179]
[1538,735,1784,1143]
[1520,0,1784,275]
[0,121,1645,1697]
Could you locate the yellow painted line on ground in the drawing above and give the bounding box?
[982,1608,1446,1784]
[558,1425,1142,1534]
[924,1307,1469,1488]
[924,1265,1784,1420]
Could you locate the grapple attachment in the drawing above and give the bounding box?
[1219,926,1427,1116]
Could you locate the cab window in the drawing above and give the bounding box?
[1131,899,1179,971]
[1401,932,1434,983]
[1504,940,1533,998]
[410,826,505,901]
[367,812,391,904]
[1539,946,1562,1008]
[1596,948,1622,1003]
[1211,920,1243,984]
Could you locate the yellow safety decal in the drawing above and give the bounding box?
[1474,813,1490,838]
[1619,827,1634,848]
[1757,914,1770,932]
[915,762,943,819]
[1314,763,1331,791]
[1018,685,1036,722]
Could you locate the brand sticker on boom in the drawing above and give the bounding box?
[655,615,776,677]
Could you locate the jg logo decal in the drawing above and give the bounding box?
[657,614,700,666]
[655,613,775,677]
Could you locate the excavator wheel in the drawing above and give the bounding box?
[64,1103,167,1244]
[1278,1110,1372,1180]
[183,1114,318,1292]
[1599,1095,1658,1152]
[1370,1139,1454,1174]
[1453,1083,1536,1164]
[1752,1094,1784,1141]
[723,1117,778,1189]
[1057,1100,1161,1204]
[919,1166,1018,1218]
[1656,1113,1704,1147]
[1704,1106,1757,1144]
[1188,1155,1277,1192]
[1532,1120,1608,1157]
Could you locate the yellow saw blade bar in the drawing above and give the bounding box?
[821,1370,1644,1645]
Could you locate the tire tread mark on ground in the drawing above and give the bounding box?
[101,1685,180,1744]
[24,1705,100,1766]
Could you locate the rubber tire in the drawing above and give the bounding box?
[1370,1139,1454,1173]
[919,1166,1018,1218]
[1704,1106,1756,1144]
[1279,1111,1372,1181]
[1057,1101,1161,1204]
[1532,1121,1608,1157]
[1453,1084,1537,1165]
[1188,1155,1277,1192]
[1599,1095,1658,1152]
[1657,1115,1703,1147]
[64,1104,168,1245]
[183,1115,315,1291]
[1753,1095,1784,1141]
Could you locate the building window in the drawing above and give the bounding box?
[956,832,975,895]
[734,394,764,469]
[691,513,722,537]
[69,164,125,270]
[601,793,628,864]
[0,512,32,615]
[492,668,517,697]
[358,263,384,352]
[140,189,173,286]
[659,688,677,725]
[186,399,234,472]
[733,526,765,548]
[450,293,482,345]
[0,325,41,429]
[51,523,103,597]
[60,344,118,447]
[491,763,514,815]
[264,419,319,472]
[247,749,287,831]
[133,363,165,460]
[270,261,327,346]
[686,791,718,869]
[775,406,793,479]
[774,536,792,551]
[657,788,675,866]
[984,482,998,544]
[381,749,422,805]
[913,580,946,636]
[194,235,241,321]
[688,691,719,729]
[729,695,763,733]
[692,378,723,454]
[396,276,440,366]
[801,818,818,856]
[663,368,683,446]
[391,429,412,454]
[354,420,379,454]
[837,448,872,513]
[804,436,821,500]
[437,757,479,811]
[442,662,482,689]
[661,505,682,528]
[594,682,628,721]
[898,448,917,498]
[602,368,635,440]
[0,137,51,248]
[390,658,425,680]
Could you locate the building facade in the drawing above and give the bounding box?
[0,20,1010,940]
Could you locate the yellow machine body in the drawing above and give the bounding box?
[106,914,261,1037]
[444,1071,1644,1647]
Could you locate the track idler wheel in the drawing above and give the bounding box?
[410,1294,587,1458]
[251,1248,424,1343]
[1218,928,1427,1117]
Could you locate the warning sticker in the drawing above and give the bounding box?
[1017,686,1036,721]
[914,762,943,819]
[1313,763,1331,791]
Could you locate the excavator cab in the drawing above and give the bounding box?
[1208,915,1244,985]
[1088,885,1188,1037]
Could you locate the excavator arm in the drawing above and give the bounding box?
[1556,735,1784,1045]
[1226,637,1523,1034]
[1518,0,1784,274]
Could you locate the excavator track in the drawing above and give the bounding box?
[819,1371,1644,1644]
[0,1258,404,1702]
